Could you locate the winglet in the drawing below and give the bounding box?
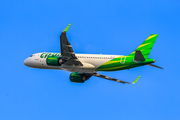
[63,23,71,32]
[132,75,141,84]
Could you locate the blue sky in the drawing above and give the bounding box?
[0,0,180,120]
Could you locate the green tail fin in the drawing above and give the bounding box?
[129,34,158,58]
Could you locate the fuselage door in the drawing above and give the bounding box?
[120,56,126,64]
[34,54,40,66]
[34,54,39,61]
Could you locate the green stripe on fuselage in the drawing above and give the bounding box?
[96,57,154,71]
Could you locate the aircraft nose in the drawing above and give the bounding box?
[23,58,31,67]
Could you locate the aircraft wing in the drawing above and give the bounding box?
[60,23,83,66]
[93,73,141,84]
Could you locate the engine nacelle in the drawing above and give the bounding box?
[46,55,65,66]
[70,72,92,83]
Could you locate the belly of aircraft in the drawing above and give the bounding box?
[60,62,96,73]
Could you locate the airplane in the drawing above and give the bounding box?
[23,23,163,84]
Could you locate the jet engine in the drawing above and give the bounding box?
[70,72,92,83]
[46,55,66,66]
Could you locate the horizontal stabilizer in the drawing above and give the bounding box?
[148,63,163,69]
[134,50,145,61]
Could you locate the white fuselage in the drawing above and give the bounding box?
[24,52,122,73]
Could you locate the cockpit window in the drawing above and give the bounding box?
[29,55,33,57]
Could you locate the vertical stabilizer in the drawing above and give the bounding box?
[129,34,158,58]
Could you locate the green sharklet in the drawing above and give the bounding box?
[63,23,71,32]
[132,75,141,84]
